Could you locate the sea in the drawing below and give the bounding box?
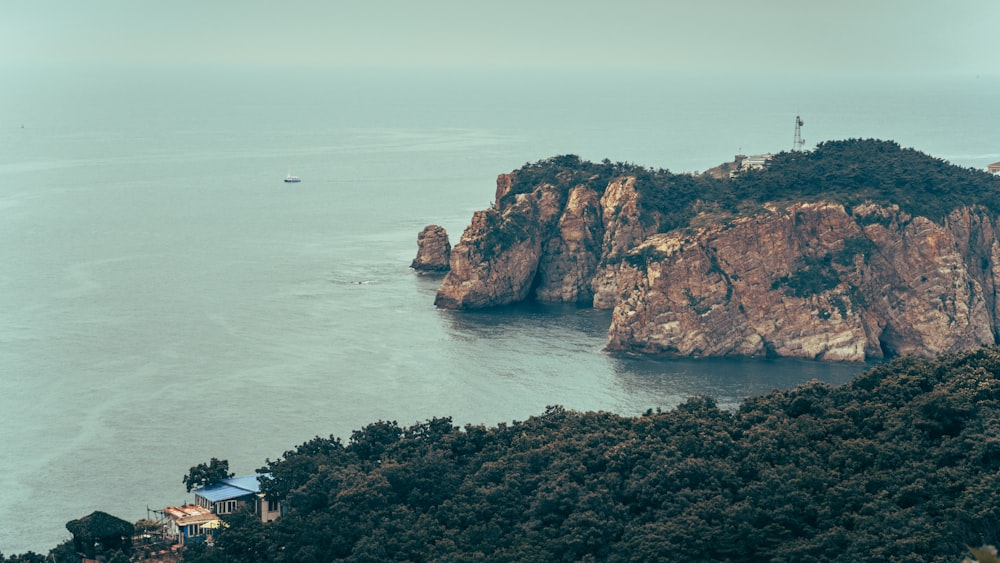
[1,64,997,554]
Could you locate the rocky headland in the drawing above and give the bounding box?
[432,140,1000,362]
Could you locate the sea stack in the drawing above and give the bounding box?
[411,225,451,273]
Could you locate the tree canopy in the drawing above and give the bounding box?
[181,347,1000,562]
[65,510,134,560]
[728,139,1000,222]
[183,457,235,492]
[502,140,1000,235]
[65,510,134,540]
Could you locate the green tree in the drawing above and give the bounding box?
[182,457,234,492]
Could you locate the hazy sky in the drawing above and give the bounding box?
[2,0,999,74]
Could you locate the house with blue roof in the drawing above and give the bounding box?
[193,474,282,523]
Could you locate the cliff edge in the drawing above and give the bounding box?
[434,141,1000,361]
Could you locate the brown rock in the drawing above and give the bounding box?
[592,177,657,309]
[534,185,603,303]
[434,183,561,308]
[495,173,514,203]
[606,202,997,361]
[411,225,451,273]
[431,163,1000,361]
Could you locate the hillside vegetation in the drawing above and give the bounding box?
[504,140,1000,232]
[183,347,1000,562]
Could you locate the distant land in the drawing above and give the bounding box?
[432,139,1000,362]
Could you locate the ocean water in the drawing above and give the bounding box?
[0,64,997,553]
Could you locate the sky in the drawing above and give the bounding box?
[2,0,999,74]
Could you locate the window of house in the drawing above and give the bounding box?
[268,499,279,512]
[188,524,202,537]
[215,500,239,514]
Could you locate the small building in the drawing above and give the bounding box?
[731,153,775,177]
[194,474,281,523]
[988,161,1000,176]
[163,504,220,546]
[740,153,775,171]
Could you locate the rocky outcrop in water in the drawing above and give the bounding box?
[411,225,451,273]
[432,145,1000,361]
[433,175,563,308]
[434,173,657,309]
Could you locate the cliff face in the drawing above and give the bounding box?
[434,175,567,309]
[435,174,657,309]
[606,202,998,361]
[534,185,603,303]
[434,169,1000,361]
[592,177,660,309]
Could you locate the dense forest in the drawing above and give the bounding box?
[503,140,1000,232]
[8,333,1000,563]
[167,347,1000,562]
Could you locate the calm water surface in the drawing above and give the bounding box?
[1,65,996,553]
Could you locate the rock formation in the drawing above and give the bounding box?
[592,177,660,309]
[432,146,1000,361]
[411,225,451,273]
[433,176,566,308]
[435,170,658,311]
[605,202,997,362]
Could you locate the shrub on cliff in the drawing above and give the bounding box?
[503,140,1000,236]
[184,347,1000,562]
[731,139,1000,222]
[503,155,622,207]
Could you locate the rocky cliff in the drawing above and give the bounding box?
[433,143,1000,361]
[433,167,656,310]
[411,225,451,273]
[605,202,999,362]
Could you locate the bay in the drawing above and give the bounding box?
[0,64,995,553]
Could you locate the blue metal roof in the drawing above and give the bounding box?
[193,474,265,502]
[195,483,252,503]
[224,475,262,493]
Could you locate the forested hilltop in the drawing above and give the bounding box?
[178,347,1000,562]
[504,139,1000,232]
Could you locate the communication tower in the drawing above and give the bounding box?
[793,115,805,151]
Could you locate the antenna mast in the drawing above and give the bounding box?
[793,115,805,151]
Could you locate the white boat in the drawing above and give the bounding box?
[284,170,301,183]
